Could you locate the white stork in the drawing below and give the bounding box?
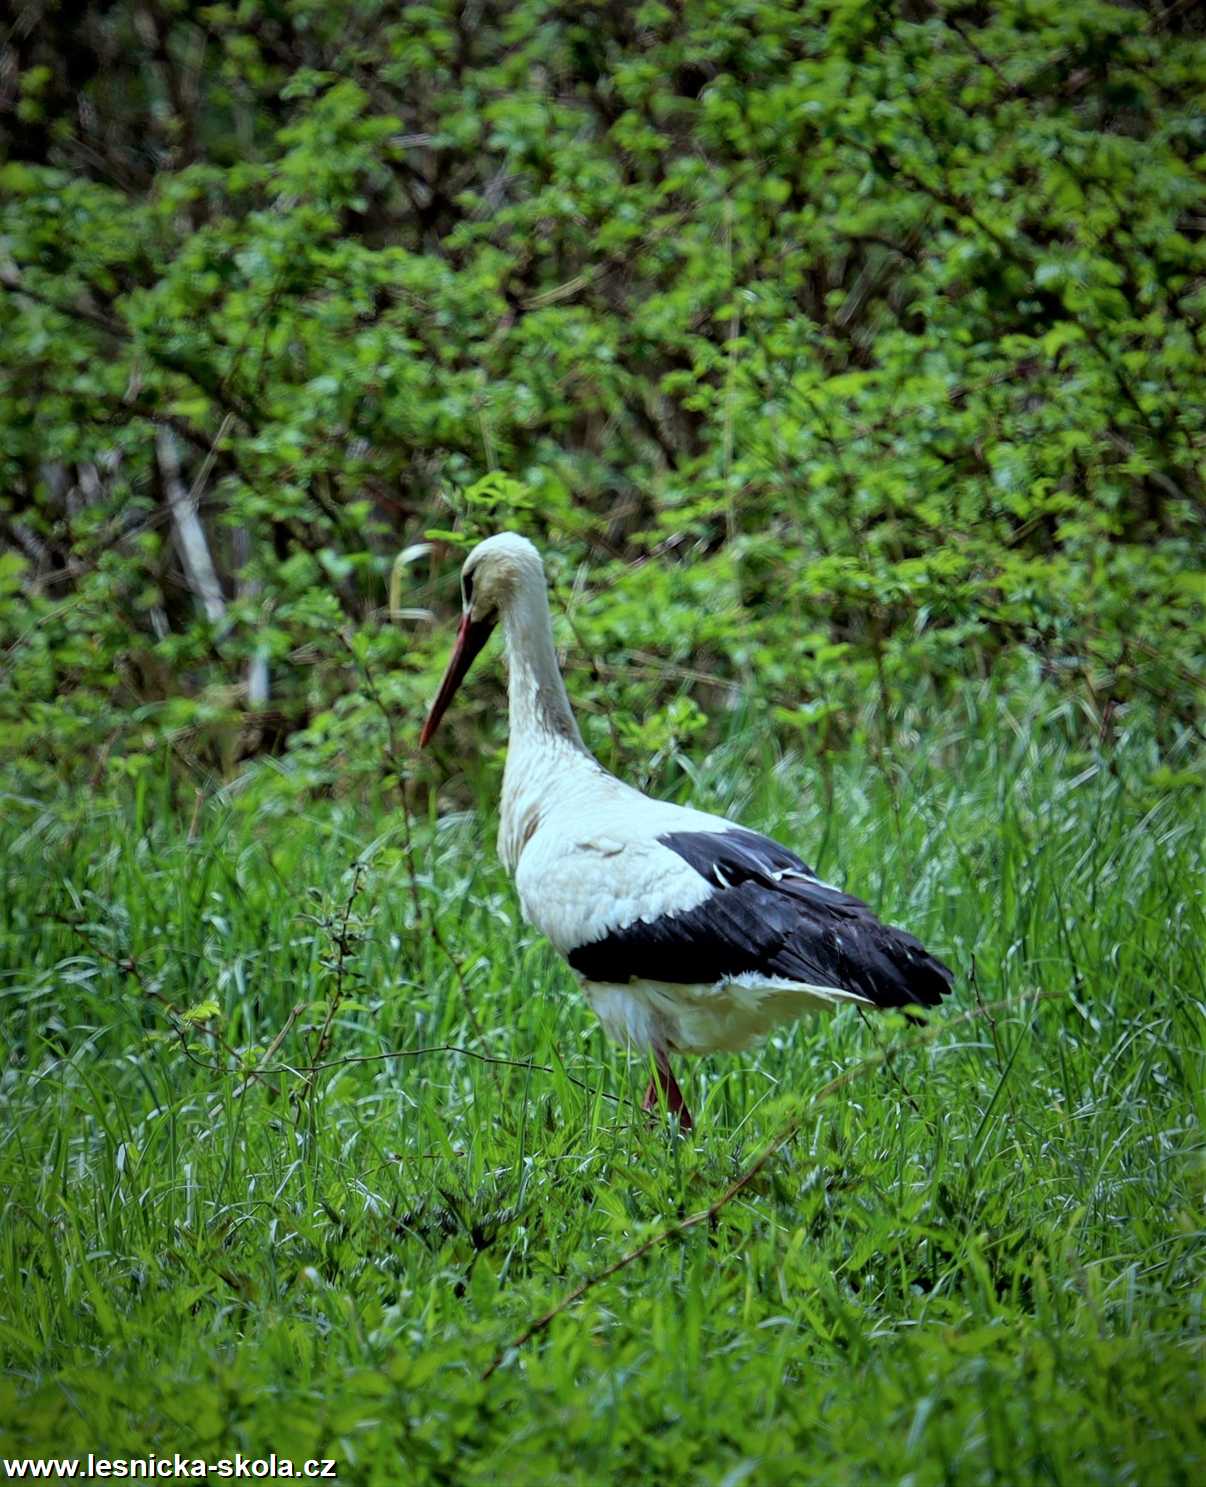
[420,532,952,1129]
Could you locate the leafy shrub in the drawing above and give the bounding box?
[1,1,1202,792]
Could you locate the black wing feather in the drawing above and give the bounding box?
[567,828,953,1010]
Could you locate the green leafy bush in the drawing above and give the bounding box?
[1,0,1202,793]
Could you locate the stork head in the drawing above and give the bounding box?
[419,532,544,746]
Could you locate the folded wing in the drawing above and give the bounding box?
[567,827,953,1010]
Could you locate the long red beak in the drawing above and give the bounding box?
[419,612,497,747]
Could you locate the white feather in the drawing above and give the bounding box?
[586,974,869,1056]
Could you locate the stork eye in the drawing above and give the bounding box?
[462,571,474,607]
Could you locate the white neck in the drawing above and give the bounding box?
[501,577,586,753]
[496,576,594,870]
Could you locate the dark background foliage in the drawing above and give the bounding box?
[1,0,1202,794]
[2,10,1204,1479]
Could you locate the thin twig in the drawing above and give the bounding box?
[299,1044,626,1105]
[232,1002,305,1099]
[56,914,273,1090]
[309,864,367,1067]
[299,860,370,1131]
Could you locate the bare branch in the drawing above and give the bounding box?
[157,428,227,623]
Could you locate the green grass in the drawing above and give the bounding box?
[1,686,1202,1485]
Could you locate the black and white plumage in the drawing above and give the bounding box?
[569,826,950,1009]
[421,533,953,1128]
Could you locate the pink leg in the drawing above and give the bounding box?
[641,1048,694,1131]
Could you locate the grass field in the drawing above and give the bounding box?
[1,686,1202,1485]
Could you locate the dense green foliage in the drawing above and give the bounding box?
[2,5,1203,1481]
[2,0,1203,790]
[1,695,1202,1482]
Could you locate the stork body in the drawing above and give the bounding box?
[421,533,953,1128]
